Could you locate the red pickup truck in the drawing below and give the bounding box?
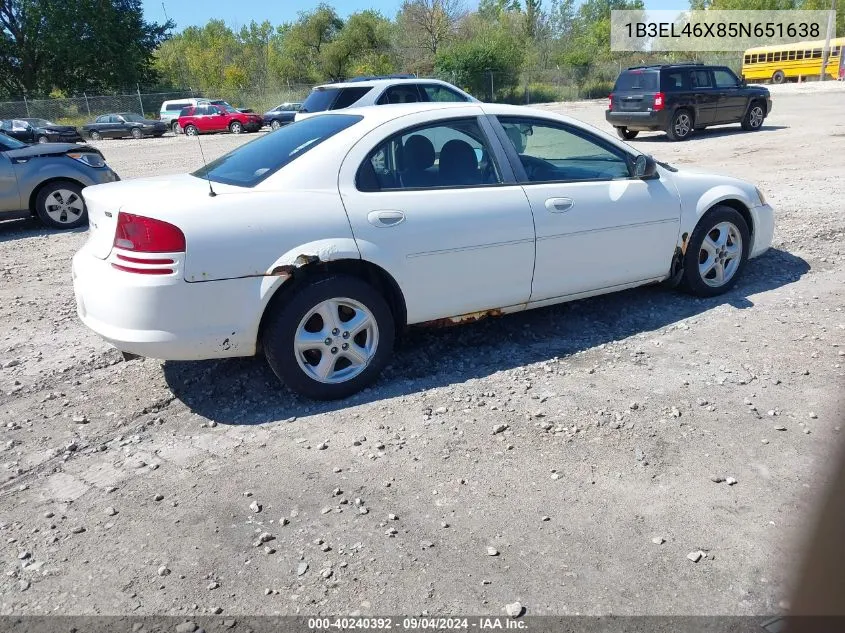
[177,104,263,136]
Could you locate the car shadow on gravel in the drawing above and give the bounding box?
[162,248,809,425]
[633,124,788,142]
[0,216,87,243]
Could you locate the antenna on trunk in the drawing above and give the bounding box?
[193,132,217,197]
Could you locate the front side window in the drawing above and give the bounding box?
[420,84,467,102]
[193,114,362,187]
[713,69,739,88]
[497,117,631,183]
[357,118,501,191]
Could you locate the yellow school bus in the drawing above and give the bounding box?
[741,37,844,83]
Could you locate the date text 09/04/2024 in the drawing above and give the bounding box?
[307,617,527,630]
[624,21,821,39]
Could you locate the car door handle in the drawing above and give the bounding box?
[367,210,405,227]
[545,198,574,213]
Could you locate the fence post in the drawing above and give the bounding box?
[83,93,91,116]
[23,95,30,117]
[136,84,144,115]
[488,70,494,102]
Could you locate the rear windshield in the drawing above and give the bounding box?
[192,114,362,187]
[614,70,660,92]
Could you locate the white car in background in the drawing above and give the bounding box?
[294,76,477,121]
[72,102,774,400]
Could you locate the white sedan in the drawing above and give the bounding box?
[72,102,774,400]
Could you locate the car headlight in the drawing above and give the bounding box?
[67,152,106,168]
[755,187,767,205]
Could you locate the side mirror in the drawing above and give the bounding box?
[634,154,658,179]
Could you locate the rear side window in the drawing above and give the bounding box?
[331,87,371,109]
[301,88,339,114]
[691,70,713,88]
[164,102,190,112]
[377,85,422,105]
[662,71,689,91]
[193,114,362,187]
[614,70,659,92]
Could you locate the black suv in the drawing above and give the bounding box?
[606,64,772,141]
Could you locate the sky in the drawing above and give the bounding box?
[142,0,680,31]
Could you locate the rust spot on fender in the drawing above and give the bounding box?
[421,308,505,328]
[680,232,690,254]
[269,253,320,276]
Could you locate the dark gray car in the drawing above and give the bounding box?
[0,133,119,229]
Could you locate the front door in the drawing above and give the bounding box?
[712,67,747,122]
[338,109,536,324]
[493,116,681,302]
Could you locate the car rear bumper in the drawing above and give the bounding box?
[72,246,262,360]
[606,109,669,130]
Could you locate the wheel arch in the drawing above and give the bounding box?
[28,177,87,215]
[256,257,407,354]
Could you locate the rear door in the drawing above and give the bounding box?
[0,141,21,212]
[712,67,746,122]
[610,69,660,114]
[689,69,718,125]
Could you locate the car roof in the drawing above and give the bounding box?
[312,77,460,90]
[325,101,591,130]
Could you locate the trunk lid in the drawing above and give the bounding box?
[82,174,216,259]
[611,69,660,112]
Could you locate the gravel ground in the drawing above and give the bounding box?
[1,85,844,618]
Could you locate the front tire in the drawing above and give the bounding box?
[615,127,639,140]
[270,119,282,131]
[680,206,750,297]
[131,127,143,140]
[262,275,395,400]
[37,135,49,144]
[666,109,693,141]
[34,180,87,230]
[741,102,765,131]
[229,121,243,134]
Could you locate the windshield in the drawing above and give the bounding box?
[0,133,26,150]
[122,113,145,122]
[192,114,362,187]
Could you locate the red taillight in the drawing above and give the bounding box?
[608,94,614,110]
[113,212,185,253]
[653,92,665,111]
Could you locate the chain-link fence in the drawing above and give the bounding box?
[0,55,745,126]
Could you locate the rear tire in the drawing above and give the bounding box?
[172,121,181,134]
[229,121,243,134]
[680,206,750,297]
[666,109,693,141]
[615,127,639,140]
[772,70,785,84]
[34,180,87,230]
[89,130,102,141]
[262,275,395,400]
[741,101,765,131]
[184,124,199,136]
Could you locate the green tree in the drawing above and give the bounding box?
[0,0,171,97]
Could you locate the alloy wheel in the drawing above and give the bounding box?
[294,297,379,384]
[698,221,743,287]
[43,189,85,225]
